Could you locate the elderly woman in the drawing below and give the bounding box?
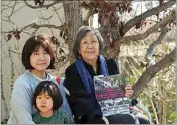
[63,26,148,124]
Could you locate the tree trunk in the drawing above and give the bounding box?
[99,20,121,60]
[63,2,82,62]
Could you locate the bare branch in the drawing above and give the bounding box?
[23,0,59,9]
[22,30,35,36]
[2,21,63,34]
[132,47,176,99]
[9,49,21,55]
[8,1,17,17]
[123,0,176,35]
[38,14,54,20]
[29,23,63,30]
[7,2,26,18]
[52,6,65,26]
[150,98,159,124]
[2,1,25,27]
[38,11,54,36]
[1,0,13,7]
[1,1,14,12]
[121,11,175,43]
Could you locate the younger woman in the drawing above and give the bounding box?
[7,34,72,124]
[32,81,74,124]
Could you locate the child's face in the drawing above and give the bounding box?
[36,91,54,113]
[30,46,50,72]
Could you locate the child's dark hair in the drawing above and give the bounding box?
[22,33,56,69]
[33,81,63,111]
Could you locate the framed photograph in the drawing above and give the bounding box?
[94,74,131,116]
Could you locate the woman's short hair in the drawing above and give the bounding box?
[73,26,104,58]
[33,81,63,111]
[22,33,56,69]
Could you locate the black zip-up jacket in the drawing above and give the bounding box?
[64,58,119,124]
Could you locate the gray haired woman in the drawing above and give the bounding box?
[63,26,150,124]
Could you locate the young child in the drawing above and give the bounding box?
[32,81,74,124]
[7,34,72,124]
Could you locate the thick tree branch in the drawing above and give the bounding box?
[123,0,176,35]
[132,47,176,99]
[121,11,175,43]
[2,21,63,34]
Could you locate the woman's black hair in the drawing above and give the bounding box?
[22,33,56,69]
[33,81,63,111]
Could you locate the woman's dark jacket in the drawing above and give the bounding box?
[63,57,119,123]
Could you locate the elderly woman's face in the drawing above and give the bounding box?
[79,31,99,63]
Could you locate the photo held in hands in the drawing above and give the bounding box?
[94,74,131,116]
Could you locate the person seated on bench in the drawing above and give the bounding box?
[63,26,150,124]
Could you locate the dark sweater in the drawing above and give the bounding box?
[64,57,119,123]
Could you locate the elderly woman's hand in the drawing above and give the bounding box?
[124,85,133,97]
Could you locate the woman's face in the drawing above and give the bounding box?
[30,45,51,72]
[79,31,99,63]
